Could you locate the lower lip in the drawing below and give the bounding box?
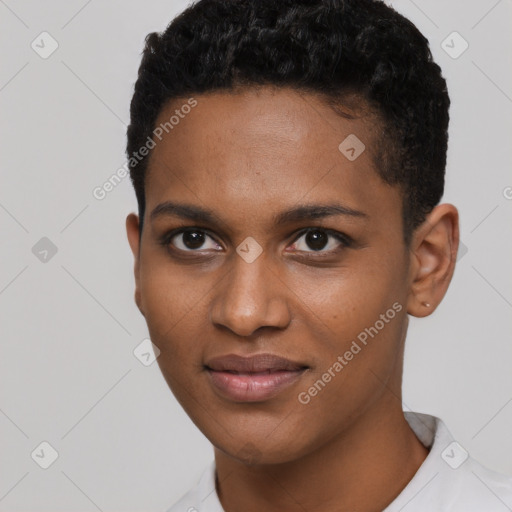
[206,368,306,402]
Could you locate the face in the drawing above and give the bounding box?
[127,86,414,464]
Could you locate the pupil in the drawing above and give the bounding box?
[306,230,327,251]
[183,231,205,249]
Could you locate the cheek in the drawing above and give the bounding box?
[296,258,406,343]
[292,258,407,401]
[139,259,211,357]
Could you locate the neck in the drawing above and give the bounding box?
[214,397,429,512]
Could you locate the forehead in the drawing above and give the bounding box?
[144,87,398,232]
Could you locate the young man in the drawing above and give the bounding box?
[125,0,512,510]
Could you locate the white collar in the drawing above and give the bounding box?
[167,412,512,512]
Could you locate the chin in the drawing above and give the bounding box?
[212,431,311,466]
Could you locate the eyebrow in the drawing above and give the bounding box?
[150,201,367,227]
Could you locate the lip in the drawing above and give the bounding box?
[205,353,308,402]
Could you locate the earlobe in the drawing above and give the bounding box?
[126,213,145,317]
[406,204,459,318]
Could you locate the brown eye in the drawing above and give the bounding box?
[290,228,351,254]
[304,230,329,251]
[181,230,206,249]
[168,229,222,252]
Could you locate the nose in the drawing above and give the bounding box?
[209,254,291,337]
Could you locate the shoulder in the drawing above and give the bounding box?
[448,456,512,511]
[165,460,224,512]
[386,412,512,511]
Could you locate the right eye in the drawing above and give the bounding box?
[160,228,223,253]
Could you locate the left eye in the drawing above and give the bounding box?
[290,228,349,253]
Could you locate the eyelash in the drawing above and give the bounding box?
[158,226,353,257]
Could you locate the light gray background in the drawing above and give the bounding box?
[1,0,511,510]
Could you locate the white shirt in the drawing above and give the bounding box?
[166,412,512,511]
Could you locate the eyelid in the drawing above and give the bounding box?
[291,227,353,246]
[160,227,223,251]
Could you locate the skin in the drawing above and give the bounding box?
[126,86,459,512]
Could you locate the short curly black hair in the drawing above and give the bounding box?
[126,0,450,244]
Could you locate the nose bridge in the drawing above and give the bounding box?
[210,251,290,337]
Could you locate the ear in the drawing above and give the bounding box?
[406,203,459,317]
[126,213,145,317]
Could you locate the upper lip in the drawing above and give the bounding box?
[205,353,308,373]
